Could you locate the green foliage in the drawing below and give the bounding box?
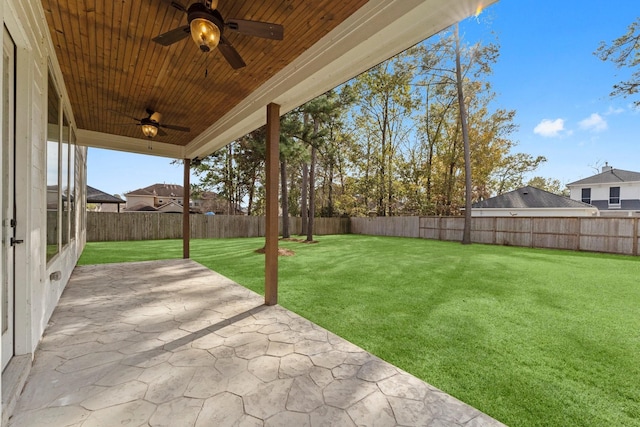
[596,18,640,106]
[526,176,569,196]
[79,236,640,427]
[491,153,547,195]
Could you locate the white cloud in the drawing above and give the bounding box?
[533,118,565,137]
[605,106,624,115]
[579,113,607,132]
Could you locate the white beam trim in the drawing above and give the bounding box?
[185,0,495,159]
[76,129,185,159]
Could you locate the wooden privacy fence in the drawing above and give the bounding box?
[86,212,350,242]
[88,212,639,256]
[350,215,640,256]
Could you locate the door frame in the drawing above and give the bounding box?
[1,25,16,371]
[3,13,33,363]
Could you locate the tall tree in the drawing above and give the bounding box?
[454,23,472,244]
[278,111,305,237]
[349,52,418,216]
[596,18,640,106]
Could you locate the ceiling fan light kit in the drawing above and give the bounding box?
[141,121,159,138]
[188,3,223,52]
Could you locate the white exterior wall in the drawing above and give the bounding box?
[570,182,640,204]
[472,208,598,217]
[2,0,87,403]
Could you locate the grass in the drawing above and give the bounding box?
[78,235,640,427]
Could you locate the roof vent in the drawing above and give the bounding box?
[602,162,613,173]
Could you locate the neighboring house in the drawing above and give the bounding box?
[125,183,185,211]
[86,186,125,212]
[125,183,242,214]
[567,164,640,217]
[471,186,598,217]
[194,191,244,215]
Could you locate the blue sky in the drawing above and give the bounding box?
[88,0,638,196]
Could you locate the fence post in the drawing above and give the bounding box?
[529,218,534,248]
[633,217,638,256]
[493,217,497,245]
[577,217,582,251]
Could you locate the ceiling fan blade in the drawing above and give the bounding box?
[160,123,191,132]
[218,36,246,69]
[152,25,190,46]
[226,19,284,40]
[156,128,167,136]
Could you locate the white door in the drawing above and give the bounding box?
[2,27,17,371]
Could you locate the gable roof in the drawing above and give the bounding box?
[87,186,125,204]
[126,184,184,198]
[567,168,640,186]
[472,186,593,209]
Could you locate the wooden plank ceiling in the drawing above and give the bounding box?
[42,0,368,147]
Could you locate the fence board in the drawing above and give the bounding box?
[87,213,348,242]
[418,216,638,256]
[351,217,419,237]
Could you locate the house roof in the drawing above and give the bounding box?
[125,203,159,212]
[567,168,640,186]
[472,186,594,209]
[126,184,185,198]
[41,0,495,160]
[87,186,125,204]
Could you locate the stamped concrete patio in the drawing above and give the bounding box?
[9,259,505,426]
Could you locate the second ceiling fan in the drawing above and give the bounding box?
[152,0,284,69]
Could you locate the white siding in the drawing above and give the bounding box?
[570,182,640,205]
[2,0,87,383]
[472,208,598,217]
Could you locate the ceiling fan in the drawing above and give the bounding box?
[111,108,190,138]
[152,0,284,69]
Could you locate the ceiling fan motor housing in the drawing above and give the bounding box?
[187,3,224,52]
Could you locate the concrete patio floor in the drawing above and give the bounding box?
[8,259,505,426]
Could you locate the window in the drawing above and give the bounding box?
[70,130,77,241]
[61,113,70,247]
[46,73,60,262]
[581,188,591,204]
[609,187,620,205]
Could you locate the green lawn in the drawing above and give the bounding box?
[78,235,640,427]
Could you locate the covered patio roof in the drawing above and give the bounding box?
[42,0,496,160]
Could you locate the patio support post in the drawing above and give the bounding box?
[265,103,280,305]
[183,158,191,259]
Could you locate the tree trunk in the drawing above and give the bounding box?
[248,173,256,215]
[328,162,334,216]
[280,159,290,238]
[307,123,318,242]
[301,161,309,235]
[455,23,472,245]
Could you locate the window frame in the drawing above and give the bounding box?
[581,188,591,204]
[609,186,621,207]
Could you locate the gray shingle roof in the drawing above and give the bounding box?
[87,186,125,204]
[472,186,593,209]
[567,168,640,186]
[125,183,184,197]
